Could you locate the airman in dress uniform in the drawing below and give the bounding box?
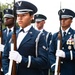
[34,14,52,48]
[49,8,75,75]
[0,8,19,75]
[2,1,48,75]
[3,8,19,45]
[34,14,52,75]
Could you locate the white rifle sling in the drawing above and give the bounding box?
[46,32,50,43]
[35,31,43,57]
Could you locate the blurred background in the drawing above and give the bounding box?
[0,0,75,34]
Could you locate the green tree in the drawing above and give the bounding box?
[0,2,14,29]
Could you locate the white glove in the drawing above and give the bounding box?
[0,44,4,52]
[56,50,65,58]
[9,51,22,63]
[5,72,8,75]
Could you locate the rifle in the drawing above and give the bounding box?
[54,2,62,75]
[0,8,3,75]
[8,0,17,75]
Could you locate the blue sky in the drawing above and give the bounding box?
[0,0,75,34]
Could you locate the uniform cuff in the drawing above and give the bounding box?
[70,51,73,60]
[51,63,55,68]
[27,56,31,68]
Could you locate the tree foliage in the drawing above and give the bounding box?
[0,2,14,29]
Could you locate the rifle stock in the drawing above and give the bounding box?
[11,34,17,75]
[8,34,17,75]
[54,32,62,75]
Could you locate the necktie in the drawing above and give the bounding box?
[9,29,11,33]
[63,32,66,37]
[19,29,25,33]
[17,29,25,38]
[7,29,11,36]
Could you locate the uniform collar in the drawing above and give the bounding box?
[7,26,14,32]
[62,27,70,34]
[38,29,43,32]
[36,27,43,32]
[19,25,32,32]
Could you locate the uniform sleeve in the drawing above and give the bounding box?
[2,42,10,74]
[48,34,57,72]
[2,33,12,74]
[65,49,75,60]
[72,51,75,60]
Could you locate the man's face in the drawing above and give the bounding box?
[17,13,33,28]
[60,18,72,28]
[4,17,14,26]
[36,20,45,30]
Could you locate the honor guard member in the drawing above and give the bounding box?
[34,14,52,48]
[0,9,19,54]
[2,1,48,75]
[2,8,19,45]
[0,9,19,75]
[49,8,75,75]
[34,14,52,75]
